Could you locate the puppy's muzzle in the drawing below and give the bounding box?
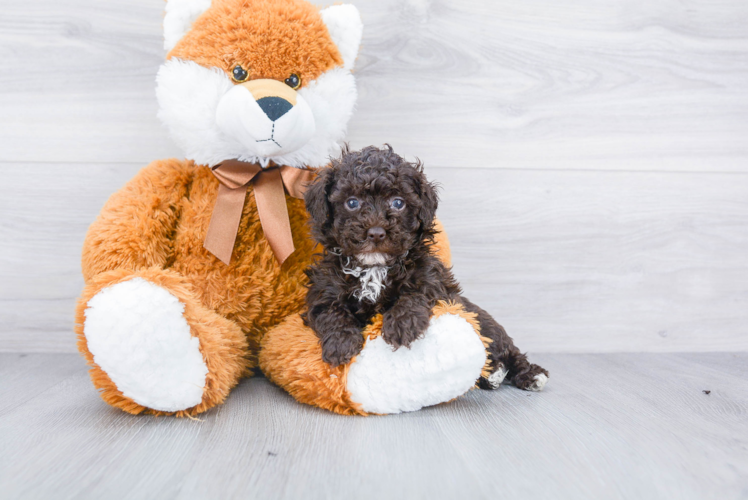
[367,226,386,244]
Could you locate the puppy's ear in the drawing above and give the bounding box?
[416,171,439,231]
[304,166,336,233]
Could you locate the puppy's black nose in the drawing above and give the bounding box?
[256,96,293,121]
[367,227,386,243]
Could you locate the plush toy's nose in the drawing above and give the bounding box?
[367,227,386,243]
[256,96,293,122]
[239,79,298,122]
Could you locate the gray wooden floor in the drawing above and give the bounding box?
[1,352,746,500]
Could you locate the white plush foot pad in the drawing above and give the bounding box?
[84,278,208,412]
[346,313,486,414]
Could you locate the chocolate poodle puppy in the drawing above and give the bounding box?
[302,145,548,391]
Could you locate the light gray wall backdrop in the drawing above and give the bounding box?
[0,0,747,352]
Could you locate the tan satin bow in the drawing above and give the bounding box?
[203,159,316,265]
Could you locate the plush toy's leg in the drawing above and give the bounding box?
[260,302,490,415]
[460,298,549,392]
[259,315,367,416]
[76,267,250,417]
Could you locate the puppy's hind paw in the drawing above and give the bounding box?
[527,373,548,392]
[512,364,549,392]
[478,363,508,390]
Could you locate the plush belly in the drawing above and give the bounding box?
[171,169,316,337]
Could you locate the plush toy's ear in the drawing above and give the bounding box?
[163,0,213,52]
[320,5,363,71]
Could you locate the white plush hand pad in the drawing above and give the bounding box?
[346,313,486,414]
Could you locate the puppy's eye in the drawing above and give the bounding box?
[284,73,301,90]
[232,65,249,83]
[390,198,406,210]
[345,197,360,210]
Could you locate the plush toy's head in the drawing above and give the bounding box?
[156,0,362,168]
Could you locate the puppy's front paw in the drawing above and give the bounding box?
[382,306,430,349]
[320,328,364,367]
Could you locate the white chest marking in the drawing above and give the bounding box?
[341,258,389,303]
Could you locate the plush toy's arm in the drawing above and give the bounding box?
[81,159,194,281]
[260,300,489,416]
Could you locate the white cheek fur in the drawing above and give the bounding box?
[156,59,357,168]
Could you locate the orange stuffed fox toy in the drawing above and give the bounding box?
[76,0,491,417]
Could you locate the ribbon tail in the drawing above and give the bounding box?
[204,183,249,265]
[254,167,295,264]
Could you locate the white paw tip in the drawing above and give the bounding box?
[487,366,508,389]
[528,373,548,392]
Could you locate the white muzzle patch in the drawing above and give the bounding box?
[356,252,388,266]
[215,85,316,158]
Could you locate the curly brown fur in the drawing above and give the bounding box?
[302,145,548,391]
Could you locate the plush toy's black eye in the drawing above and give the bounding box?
[232,65,249,83]
[391,198,406,210]
[346,197,360,210]
[284,73,301,90]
